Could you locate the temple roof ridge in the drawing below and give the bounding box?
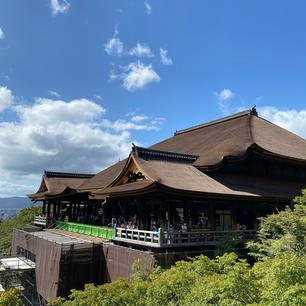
[132,145,199,162]
[174,107,257,136]
[44,170,95,179]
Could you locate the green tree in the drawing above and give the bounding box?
[0,204,41,256]
[254,253,306,306]
[0,288,23,306]
[247,190,306,259]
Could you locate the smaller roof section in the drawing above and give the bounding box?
[28,170,94,201]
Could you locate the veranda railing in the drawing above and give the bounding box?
[114,227,257,248]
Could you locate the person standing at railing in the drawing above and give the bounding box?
[240,224,247,230]
[181,223,187,232]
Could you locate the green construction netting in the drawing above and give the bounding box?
[56,221,115,239]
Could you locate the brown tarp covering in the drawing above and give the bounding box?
[11,229,155,299]
[102,243,154,282]
[11,229,61,299]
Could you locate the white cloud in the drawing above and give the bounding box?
[50,0,70,16]
[258,106,306,138]
[111,61,160,91]
[14,98,106,125]
[160,48,173,65]
[104,26,123,56]
[48,90,61,98]
[1,72,10,81]
[100,119,159,132]
[0,27,4,40]
[0,89,164,195]
[129,43,154,57]
[104,38,124,56]
[144,1,152,14]
[0,86,14,112]
[0,180,36,197]
[131,115,149,122]
[94,95,103,100]
[214,88,234,115]
[0,95,133,180]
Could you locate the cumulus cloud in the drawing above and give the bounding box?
[48,90,61,98]
[129,43,154,57]
[104,38,123,56]
[131,115,149,122]
[50,0,70,15]
[100,114,164,132]
[100,119,159,132]
[111,61,160,91]
[0,180,36,198]
[0,96,133,181]
[0,27,4,40]
[104,26,123,56]
[144,1,152,15]
[0,88,165,196]
[258,106,306,138]
[160,48,173,65]
[14,98,106,125]
[214,88,234,115]
[0,86,14,112]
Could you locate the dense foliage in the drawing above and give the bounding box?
[0,204,41,256]
[0,288,22,306]
[50,190,306,306]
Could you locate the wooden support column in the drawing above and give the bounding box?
[42,201,46,215]
[67,202,72,221]
[186,199,192,229]
[73,202,77,220]
[52,200,56,218]
[57,201,61,219]
[138,198,144,229]
[46,200,50,216]
[77,202,81,216]
[232,201,238,230]
[208,200,215,230]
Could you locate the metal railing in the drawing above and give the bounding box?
[114,228,257,248]
[33,216,47,227]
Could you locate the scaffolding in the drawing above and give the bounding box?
[0,253,47,306]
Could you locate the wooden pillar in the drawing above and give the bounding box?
[77,202,81,216]
[186,199,192,229]
[46,200,50,216]
[139,199,144,229]
[208,200,215,230]
[42,201,46,215]
[232,201,238,230]
[52,200,56,218]
[68,202,72,221]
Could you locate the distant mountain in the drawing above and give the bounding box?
[0,197,33,209]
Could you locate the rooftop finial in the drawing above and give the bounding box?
[251,106,258,116]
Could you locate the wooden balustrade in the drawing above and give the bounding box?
[114,228,257,248]
[33,216,47,227]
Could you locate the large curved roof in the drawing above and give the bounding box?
[151,110,306,168]
[29,109,306,200]
[92,152,304,201]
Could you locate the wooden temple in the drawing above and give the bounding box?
[27,108,305,248]
[10,108,306,301]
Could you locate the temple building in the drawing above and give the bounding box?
[9,108,306,303]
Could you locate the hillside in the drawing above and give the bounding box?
[0,197,32,210]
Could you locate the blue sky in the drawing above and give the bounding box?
[0,0,305,197]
